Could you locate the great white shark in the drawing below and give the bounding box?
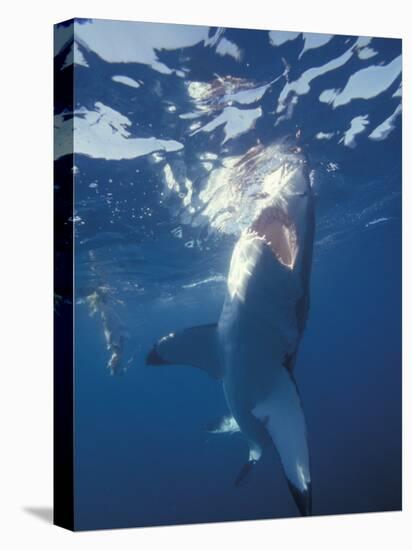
[146,141,315,516]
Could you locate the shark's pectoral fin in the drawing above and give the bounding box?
[252,367,312,516]
[146,323,222,379]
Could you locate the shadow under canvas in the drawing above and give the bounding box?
[23,507,53,524]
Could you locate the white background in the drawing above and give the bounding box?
[0,1,409,548]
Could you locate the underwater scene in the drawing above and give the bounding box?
[54,19,402,530]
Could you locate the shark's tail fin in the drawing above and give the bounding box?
[253,366,312,516]
[146,323,222,379]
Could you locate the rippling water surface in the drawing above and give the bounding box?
[55,19,402,530]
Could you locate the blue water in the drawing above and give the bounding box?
[55,19,401,529]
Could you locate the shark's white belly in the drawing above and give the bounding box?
[218,231,305,456]
[219,233,302,391]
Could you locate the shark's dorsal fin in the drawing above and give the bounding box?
[252,367,312,516]
[146,323,222,379]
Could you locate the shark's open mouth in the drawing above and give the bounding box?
[251,206,299,269]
